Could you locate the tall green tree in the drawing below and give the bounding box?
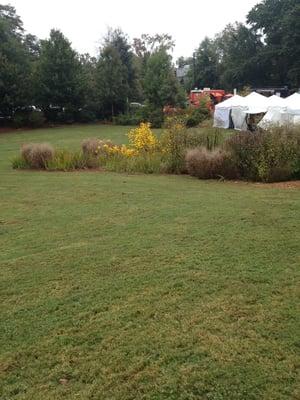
[35,29,83,120]
[216,23,265,90]
[247,0,300,87]
[133,33,175,100]
[144,48,185,109]
[186,37,220,90]
[79,53,98,119]
[0,4,33,117]
[96,45,128,118]
[104,28,141,102]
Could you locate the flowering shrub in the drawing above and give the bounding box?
[103,144,137,158]
[128,122,157,152]
[160,116,188,173]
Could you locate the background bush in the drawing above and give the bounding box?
[184,106,211,128]
[27,110,46,128]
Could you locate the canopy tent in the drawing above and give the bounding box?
[267,95,286,107]
[229,92,266,130]
[213,95,246,129]
[244,92,270,114]
[286,93,300,125]
[286,93,300,115]
[285,92,300,107]
[214,92,270,131]
[213,92,300,130]
[258,95,287,129]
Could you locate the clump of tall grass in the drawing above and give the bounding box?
[103,152,163,174]
[81,138,113,156]
[46,150,97,171]
[185,147,238,179]
[20,143,54,169]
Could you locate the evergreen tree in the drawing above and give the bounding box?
[96,45,128,118]
[144,48,185,109]
[0,5,33,117]
[248,0,300,87]
[103,28,141,102]
[35,29,83,121]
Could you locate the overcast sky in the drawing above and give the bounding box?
[9,0,259,59]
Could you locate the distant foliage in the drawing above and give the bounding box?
[184,105,211,128]
[12,110,45,128]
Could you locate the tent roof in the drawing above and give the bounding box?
[244,92,269,114]
[268,95,286,107]
[285,93,300,110]
[215,94,246,109]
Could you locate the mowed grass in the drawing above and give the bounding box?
[0,125,300,399]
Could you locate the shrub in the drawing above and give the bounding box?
[185,106,210,128]
[12,113,27,128]
[113,113,142,126]
[128,123,158,152]
[27,110,46,128]
[186,147,238,180]
[77,109,97,123]
[160,116,188,173]
[137,106,164,128]
[226,127,300,182]
[21,143,54,169]
[186,128,226,150]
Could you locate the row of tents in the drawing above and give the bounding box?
[213,92,300,130]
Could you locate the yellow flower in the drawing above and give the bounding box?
[128,122,157,152]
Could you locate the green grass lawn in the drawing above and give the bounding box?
[1,125,300,399]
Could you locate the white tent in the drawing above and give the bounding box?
[244,92,270,114]
[213,95,246,129]
[286,93,300,116]
[258,95,287,129]
[286,93,300,125]
[285,92,300,107]
[214,92,300,130]
[230,92,269,130]
[267,95,286,107]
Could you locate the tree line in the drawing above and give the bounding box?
[0,4,185,125]
[183,0,300,92]
[0,0,299,126]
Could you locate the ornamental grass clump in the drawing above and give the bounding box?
[81,138,114,157]
[47,150,89,171]
[20,143,54,169]
[185,147,238,180]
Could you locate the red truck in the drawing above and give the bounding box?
[189,88,232,111]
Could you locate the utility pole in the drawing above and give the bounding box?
[193,52,196,89]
